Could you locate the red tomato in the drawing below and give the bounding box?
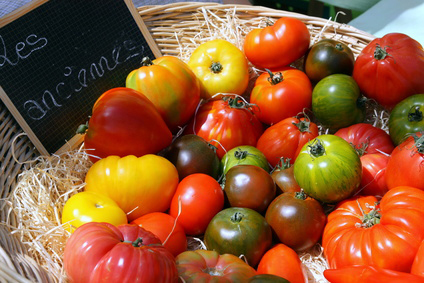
[250,68,312,125]
[334,123,395,156]
[243,17,310,69]
[359,153,390,198]
[184,96,264,158]
[81,87,172,163]
[322,186,424,272]
[412,240,424,277]
[131,212,187,257]
[385,132,424,190]
[256,116,319,167]
[169,173,224,236]
[63,222,178,283]
[352,33,424,109]
[257,243,307,283]
[271,158,302,194]
[126,56,201,131]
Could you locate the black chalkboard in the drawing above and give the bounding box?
[0,0,162,155]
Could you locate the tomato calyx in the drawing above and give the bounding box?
[295,189,308,200]
[413,133,424,154]
[123,237,144,247]
[356,200,381,228]
[265,69,283,85]
[293,119,311,133]
[308,139,326,158]
[373,44,391,60]
[202,267,224,277]
[353,139,370,157]
[271,157,292,173]
[231,211,244,223]
[408,106,423,122]
[335,43,344,51]
[141,57,154,66]
[210,62,223,73]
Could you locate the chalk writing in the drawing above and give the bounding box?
[0,34,48,67]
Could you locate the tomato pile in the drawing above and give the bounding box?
[63,16,424,283]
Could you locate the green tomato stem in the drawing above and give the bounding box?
[335,43,344,51]
[210,62,223,73]
[76,122,89,134]
[293,119,311,133]
[408,106,423,122]
[413,133,424,154]
[123,237,144,247]
[266,69,284,85]
[231,212,244,223]
[308,139,326,158]
[374,44,389,60]
[141,57,154,66]
[295,189,308,200]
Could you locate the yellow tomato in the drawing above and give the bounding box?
[84,154,179,222]
[61,191,127,233]
[188,39,250,99]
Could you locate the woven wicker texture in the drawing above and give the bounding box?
[0,2,375,282]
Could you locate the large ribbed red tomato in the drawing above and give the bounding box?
[184,96,264,158]
[322,186,424,272]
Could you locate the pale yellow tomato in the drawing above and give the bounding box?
[61,191,127,233]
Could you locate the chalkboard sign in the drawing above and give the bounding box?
[0,0,162,155]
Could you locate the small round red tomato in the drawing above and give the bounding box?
[385,132,424,190]
[250,68,312,125]
[244,17,310,69]
[264,190,326,252]
[131,212,187,257]
[359,153,389,197]
[184,96,264,158]
[271,158,301,194]
[169,173,224,236]
[334,123,394,155]
[304,39,355,83]
[204,207,273,267]
[257,243,307,283]
[256,116,319,167]
[63,223,178,283]
[176,249,257,282]
[223,165,276,213]
[81,87,172,162]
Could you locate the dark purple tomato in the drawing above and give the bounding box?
[270,158,301,195]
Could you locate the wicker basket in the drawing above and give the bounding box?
[0,2,376,282]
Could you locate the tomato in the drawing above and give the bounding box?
[412,240,424,277]
[358,153,389,198]
[312,74,365,131]
[63,223,178,283]
[324,265,424,283]
[264,190,326,252]
[185,96,264,159]
[84,154,179,222]
[256,116,319,167]
[304,39,355,83]
[353,33,424,109]
[187,39,249,99]
[293,134,362,203]
[169,173,224,236]
[61,191,127,233]
[80,87,172,163]
[256,243,307,283]
[248,274,290,283]
[223,165,276,213]
[334,123,394,156]
[176,249,257,282]
[243,17,310,69]
[131,212,187,257]
[204,207,272,267]
[271,158,301,194]
[385,132,424,190]
[322,186,424,272]
[125,56,201,131]
[220,145,269,176]
[250,68,312,125]
[388,93,424,145]
[163,134,221,181]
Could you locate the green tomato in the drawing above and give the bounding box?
[312,74,365,131]
[293,134,362,203]
[221,145,269,176]
[388,94,424,145]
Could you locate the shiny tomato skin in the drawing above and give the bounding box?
[131,212,187,257]
[185,96,264,159]
[169,173,224,236]
[271,158,301,194]
[322,186,424,272]
[358,153,389,198]
[256,116,319,167]
[250,68,313,125]
[220,145,270,176]
[63,223,178,283]
[257,243,307,283]
[125,56,201,130]
[83,87,172,162]
[352,33,424,109]
[244,17,310,69]
[176,249,257,282]
[388,94,424,145]
[264,191,326,252]
[304,39,355,83]
[411,239,424,277]
[223,165,276,213]
[204,207,273,267]
[385,132,424,190]
[163,134,221,181]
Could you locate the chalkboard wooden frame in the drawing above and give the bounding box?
[0,0,162,156]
